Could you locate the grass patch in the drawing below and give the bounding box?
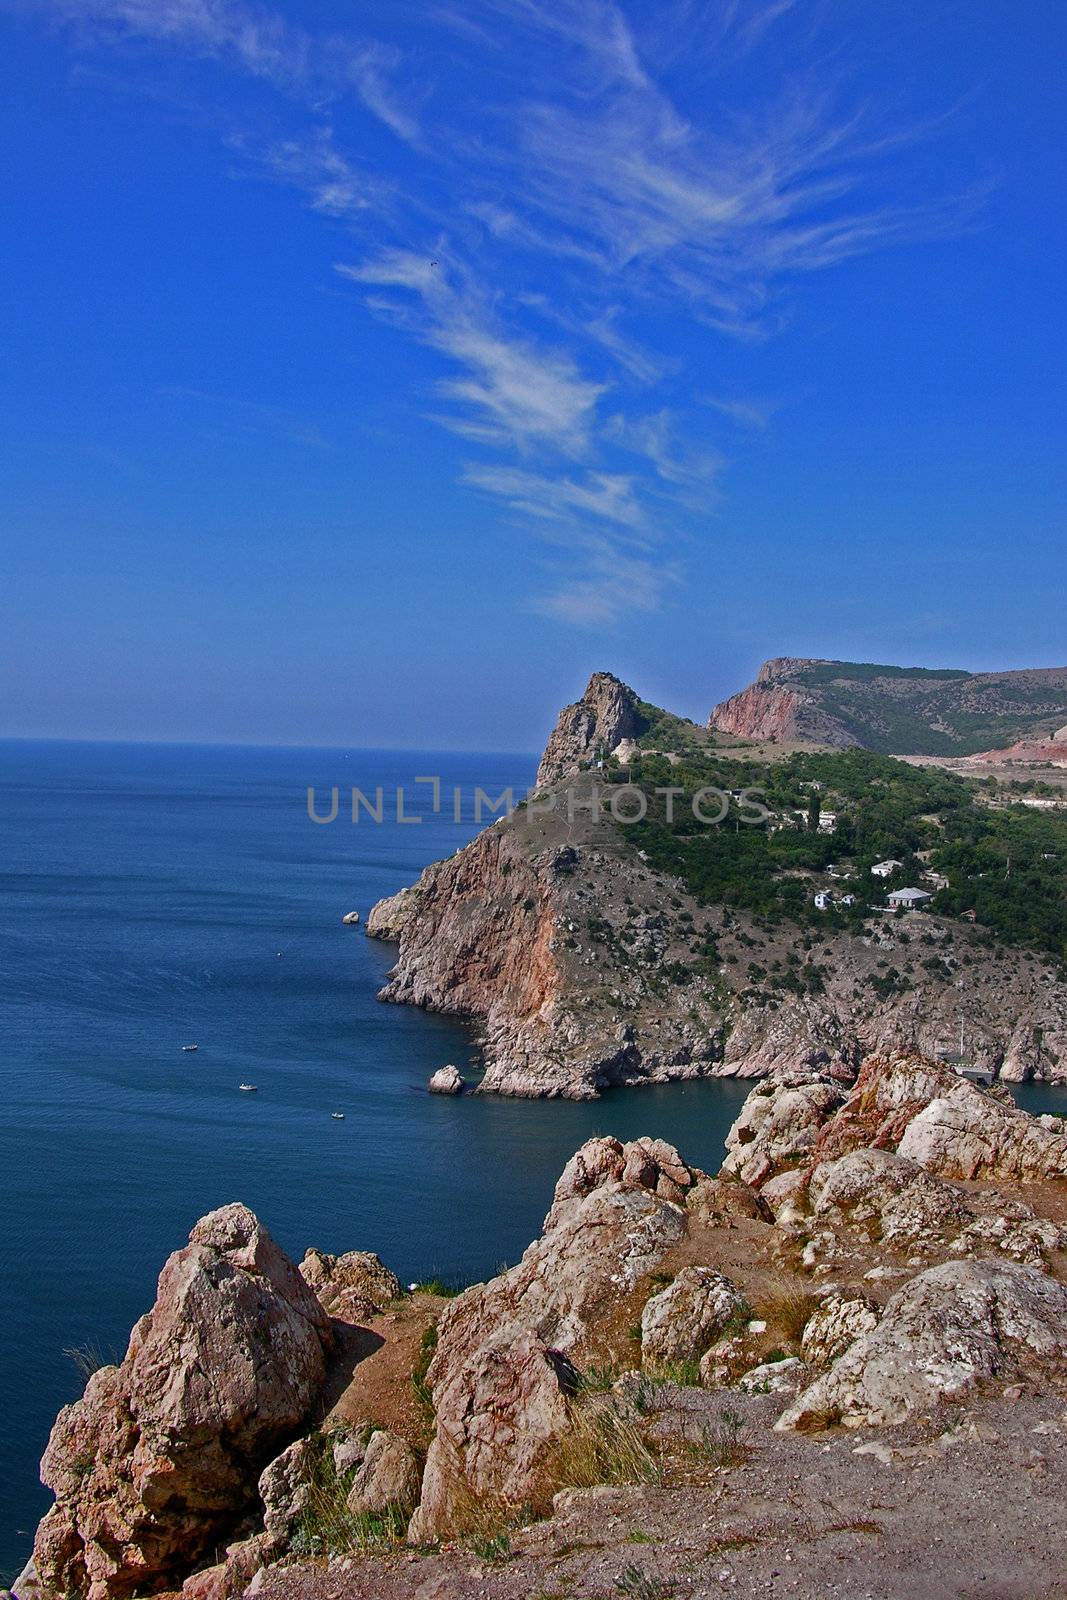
[614,1565,675,1598]
[289,1436,411,1558]
[468,1530,513,1564]
[755,1281,820,1345]
[688,1407,747,1469]
[63,1342,115,1388]
[552,1401,661,1492]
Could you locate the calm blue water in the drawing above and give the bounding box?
[0,740,772,1581]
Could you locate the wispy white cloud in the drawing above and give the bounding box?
[462,464,645,529]
[11,0,969,627]
[338,250,607,456]
[28,0,422,140]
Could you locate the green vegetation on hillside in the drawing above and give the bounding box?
[611,747,1067,964]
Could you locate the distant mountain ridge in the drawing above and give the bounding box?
[708,657,1067,755]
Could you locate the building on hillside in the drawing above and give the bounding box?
[887,886,933,910]
[921,870,950,891]
[871,859,903,878]
[813,891,834,910]
[840,893,857,907]
[817,811,838,834]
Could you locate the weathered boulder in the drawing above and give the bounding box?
[897,1082,1067,1181]
[298,1248,401,1321]
[409,1137,694,1538]
[407,1329,577,1542]
[720,1074,845,1188]
[640,1268,748,1370]
[685,1176,774,1227]
[808,1147,967,1248]
[800,1292,880,1367]
[31,1205,331,1600]
[737,1356,811,1395]
[340,911,360,925]
[345,1431,420,1519]
[180,1535,272,1600]
[428,1064,465,1096]
[778,1259,1067,1431]
[258,1437,316,1545]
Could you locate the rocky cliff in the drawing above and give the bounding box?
[367,709,1067,1097]
[709,657,1067,755]
[535,671,648,787]
[17,1054,1067,1600]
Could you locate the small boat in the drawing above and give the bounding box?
[239,1083,258,1093]
[331,1111,345,1120]
[181,1044,199,1052]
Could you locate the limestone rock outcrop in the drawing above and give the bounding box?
[298,1248,401,1321]
[365,885,420,941]
[345,1431,420,1518]
[536,672,646,788]
[800,1292,880,1367]
[408,1137,697,1538]
[777,1259,1067,1431]
[32,1205,331,1600]
[640,1268,747,1370]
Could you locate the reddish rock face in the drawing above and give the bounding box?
[31,1205,332,1600]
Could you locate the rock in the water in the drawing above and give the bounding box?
[341,910,360,925]
[31,1204,331,1600]
[778,1259,1067,1431]
[298,1248,401,1321]
[428,1064,465,1096]
[345,1430,420,1518]
[640,1268,748,1370]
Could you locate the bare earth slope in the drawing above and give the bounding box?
[709,657,1067,756]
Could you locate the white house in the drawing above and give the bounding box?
[840,893,857,907]
[921,870,950,891]
[813,891,833,910]
[871,859,903,878]
[817,811,838,834]
[887,886,933,910]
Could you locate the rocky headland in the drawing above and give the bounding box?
[364,673,1067,1099]
[13,1051,1067,1600]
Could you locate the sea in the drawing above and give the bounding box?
[2,739,1064,1583]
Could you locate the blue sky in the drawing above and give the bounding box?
[1,0,1064,750]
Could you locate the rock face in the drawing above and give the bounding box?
[364,680,1067,1099]
[722,1051,1067,1193]
[536,671,646,788]
[408,1137,698,1539]
[640,1268,747,1370]
[427,1064,465,1095]
[708,657,1067,756]
[32,1205,331,1600]
[800,1293,880,1367]
[298,1248,401,1321]
[365,885,420,941]
[778,1260,1067,1431]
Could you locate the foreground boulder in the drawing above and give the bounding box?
[298,1247,401,1320]
[777,1259,1067,1431]
[32,1205,331,1600]
[427,1065,465,1095]
[409,1136,698,1539]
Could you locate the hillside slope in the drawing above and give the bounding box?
[708,657,1067,755]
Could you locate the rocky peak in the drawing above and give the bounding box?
[536,671,645,788]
